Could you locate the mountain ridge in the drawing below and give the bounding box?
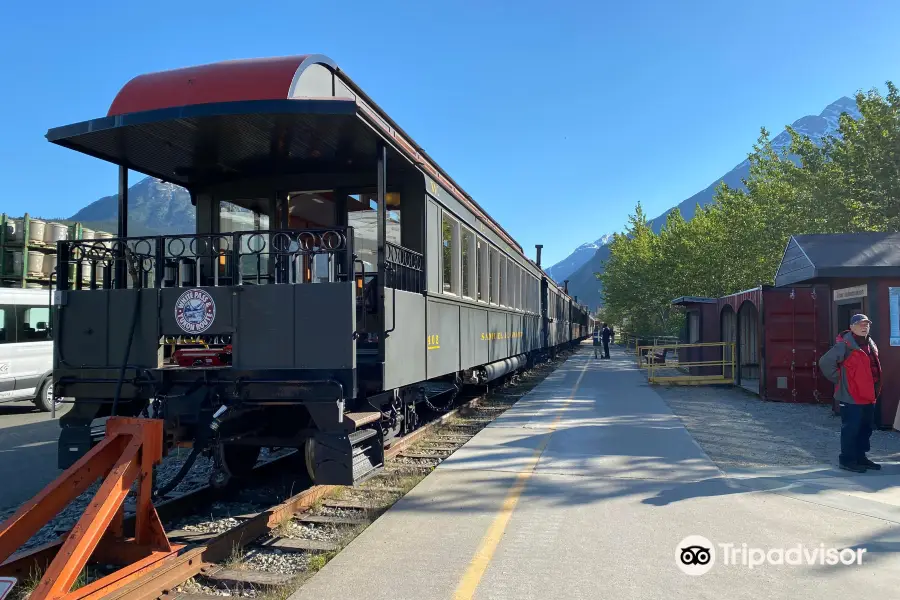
[551,95,862,309]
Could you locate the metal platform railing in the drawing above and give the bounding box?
[385,242,423,294]
[55,228,357,290]
[638,341,736,385]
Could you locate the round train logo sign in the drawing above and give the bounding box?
[174,289,216,334]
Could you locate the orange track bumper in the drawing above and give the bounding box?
[0,418,183,600]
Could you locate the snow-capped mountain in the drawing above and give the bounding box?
[556,96,861,310]
[546,234,613,283]
[735,95,861,170]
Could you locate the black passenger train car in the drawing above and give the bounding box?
[46,55,591,486]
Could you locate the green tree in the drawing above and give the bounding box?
[597,82,900,335]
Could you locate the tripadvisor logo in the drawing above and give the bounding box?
[677,535,715,576]
[676,536,866,575]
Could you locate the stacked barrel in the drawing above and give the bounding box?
[0,214,115,289]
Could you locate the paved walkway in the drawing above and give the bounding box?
[0,401,69,513]
[290,344,900,599]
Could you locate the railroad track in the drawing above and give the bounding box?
[6,348,575,600]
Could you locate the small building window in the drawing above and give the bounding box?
[688,312,701,343]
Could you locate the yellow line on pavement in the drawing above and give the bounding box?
[452,358,589,600]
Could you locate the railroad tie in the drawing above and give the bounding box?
[358,486,409,494]
[398,452,446,459]
[321,499,384,510]
[295,514,369,526]
[255,537,339,553]
[202,567,294,589]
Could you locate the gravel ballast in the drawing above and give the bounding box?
[654,383,900,469]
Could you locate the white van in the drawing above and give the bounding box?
[0,288,56,411]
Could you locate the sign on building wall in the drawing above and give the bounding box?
[834,285,868,301]
[890,287,900,347]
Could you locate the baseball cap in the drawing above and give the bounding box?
[850,314,872,325]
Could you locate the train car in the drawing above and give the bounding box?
[46,54,590,488]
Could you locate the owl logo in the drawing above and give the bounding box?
[676,536,715,575]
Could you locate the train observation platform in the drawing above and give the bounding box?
[290,343,900,599]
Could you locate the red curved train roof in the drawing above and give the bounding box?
[108,55,326,116]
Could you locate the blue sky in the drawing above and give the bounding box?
[1,0,899,267]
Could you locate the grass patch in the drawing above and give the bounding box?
[223,541,246,570]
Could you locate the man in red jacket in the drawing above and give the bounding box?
[819,314,883,473]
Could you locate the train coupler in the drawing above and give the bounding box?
[0,417,183,600]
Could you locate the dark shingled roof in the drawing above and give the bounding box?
[671,296,717,305]
[775,232,900,287]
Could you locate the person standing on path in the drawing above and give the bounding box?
[819,314,883,473]
[593,328,602,359]
[601,324,612,359]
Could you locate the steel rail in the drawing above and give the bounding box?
[100,394,490,600]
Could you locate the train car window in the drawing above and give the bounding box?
[497,253,506,306]
[523,276,527,312]
[348,194,380,275]
[220,200,271,282]
[387,200,402,246]
[524,272,529,310]
[525,276,530,313]
[441,213,459,295]
[476,238,486,302]
[504,258,510,307]
[287,190,347,283]
[462,227,474,299]
[489,249,497,304]
[515,267,522,310]
[517,267,522,310]
[504,261,511,308]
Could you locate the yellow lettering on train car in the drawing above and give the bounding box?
[477,330,523,341]
[427,333,440,350]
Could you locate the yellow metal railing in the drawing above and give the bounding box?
[641,341,736,385]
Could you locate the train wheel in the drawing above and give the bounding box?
[211,444,261,488]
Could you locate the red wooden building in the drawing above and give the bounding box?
[672,232,900,430]
[672,284,832,404]
[775,232,900,429]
